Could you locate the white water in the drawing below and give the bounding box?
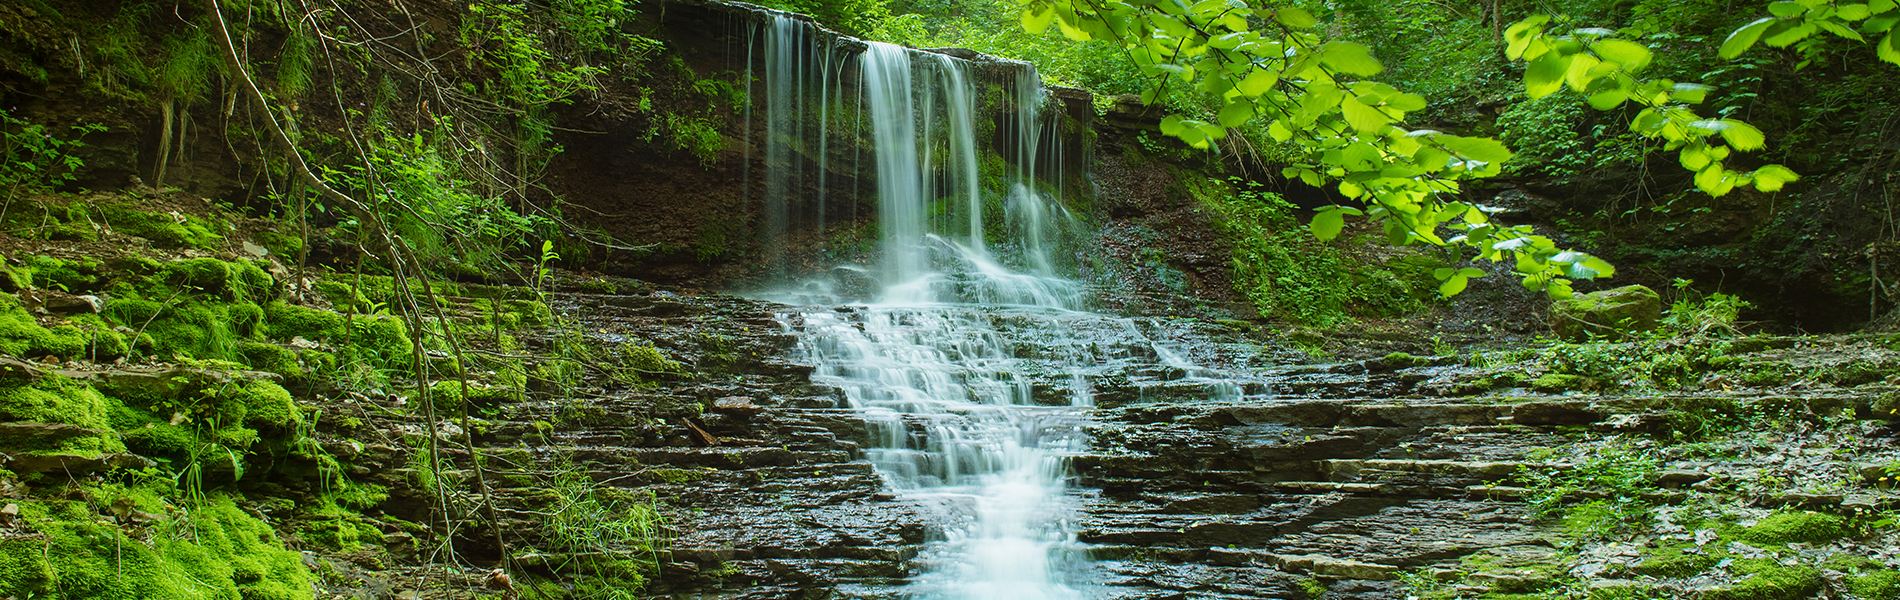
[746,19,1203,598]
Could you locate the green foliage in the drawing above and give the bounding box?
[1505,15,1796,198]
[1201,178,1430,325]
[755,0,893,36]
[0,371,123,454]
[339,124,553,271]
[1517,442,1659,538]
[0,109,102,196]
[156,26,218,102]
[160,258,277,304]
[1659,279,1754,337]
[536,464,667,598]
[1498,94,1626,179]
[1720,0,1900,67]
[1014,0,1615,299]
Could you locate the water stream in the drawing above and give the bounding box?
[744,17,1226,597]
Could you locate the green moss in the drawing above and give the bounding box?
[263,300,346,341]
[233,379,298,433]
[1633,545,1718,578]
[1703,560,1822,600]
[340,315,415,374]
[1531,373,1586,392]
[238,341,304,382]
[0,372,123,453]
[102,204,224,250]
[650,468,705,484]
[103,299,239,360]
[1850,570,1900,599]
[0,292,90,360]
[22,255,102,292]
[159,258,276,304]
[0,495,314,600]
[1741,511,1849,546]
[254,230,304,260]
[122,422,196,463]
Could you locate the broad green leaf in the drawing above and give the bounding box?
[1439,136,1515,163]
[1385,92,1427,112]
[1587,88,1629,110]
[1457,267,1486,278]
[1763,21,1817,47]
[1694,164,1733,196]
[1022,6,1056,33]
[1565,54,1602,91]
[1275,7,1316,28]
[1159,114,1186,136]
[1768,1,1806,17]
[1237,69,1278,96]
[1505,15,1551,59]
[1268,119,1293,142]
[1817,19,1866,40]
[1310,207,1347,241]
[1839,4,1873,20]
[1217,101,1255,127]
[1882,30,1900,64]
[1671,82,1714,103]
[1340,96,1390,133]
[1875,0,1897,12]
[1593,39,1652,71]
[1321,42,1383,76]
[1150,13,1193,38]
[1717,17,1770,58]
[1581,256,1615,278]
[1679,145,1712,171]
[1719,119,1766,150]
[1413,146,1450,171]
[1439,275,1470,297]
[1524,53,1570,98]
[1056,12,1092,40]
[1753,164,1800,191]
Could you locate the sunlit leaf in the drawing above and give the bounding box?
[1310,206,1347,241]
[1339,96,1390,132]
[1022,6,1056,34]
[1593,39,1652,71]
[1275,7,1317,28]
[1320,42,1383,76]
[1753,164,1800,191]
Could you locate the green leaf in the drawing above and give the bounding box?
[1413,146,1450,171]
[1022,6,1056,34]
[1439,136,1514,163]
[1276,7,1317,28]
[1457,267,1486,278]
[1310,207,1347,241]
[1439,275,1470,297]
[1882,30,1900,64]
[1564,54,1602,91]
[1720,17,1773,58]
[1768,1,1806,17]
[1385,92,1427,112]
[1670,82,1714,103]
[1340,96,1390,132]
[1237,69,1278,96]
[1593,39,1652,71]
[1817,19,1866,40]
[1719,119,1766,150]
[1217,101,1255,127]
[1753,164,1800,191]
[1159,114,1186,136]
[1524,54,1570,98]
[1840,4,1874,20]
[1505,15,1551,60]
[1587,88,1629,110]
[1268,119,1293,142]
[1875,0,1897,12]
[1763,21,1817,47]
[1679,145,1712,171]
[1320,42,1383,76]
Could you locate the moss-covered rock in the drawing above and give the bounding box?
[0,292,90,360]
[263,300,346,341]
[0,494,314,600]
[0,371,123,454]
[159,258,276,304]
[1702,560,1822,600]
[1531,373,1586,392]
[102,204,224,250]
[1740,511,1848,546]
[1851,570,1900,599]
[1550,285,1662,342]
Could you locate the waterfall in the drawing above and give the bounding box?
[753,17,1108,598]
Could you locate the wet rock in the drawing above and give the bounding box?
[712,396,764,418]
[1511,400,1605,425]
[6,451,152,474]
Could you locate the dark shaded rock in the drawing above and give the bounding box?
[1512,401,1605,425]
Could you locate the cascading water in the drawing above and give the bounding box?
[745,16,1231,598]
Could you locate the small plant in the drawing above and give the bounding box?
[0,110,103,202]
[1659,279,1753,338]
